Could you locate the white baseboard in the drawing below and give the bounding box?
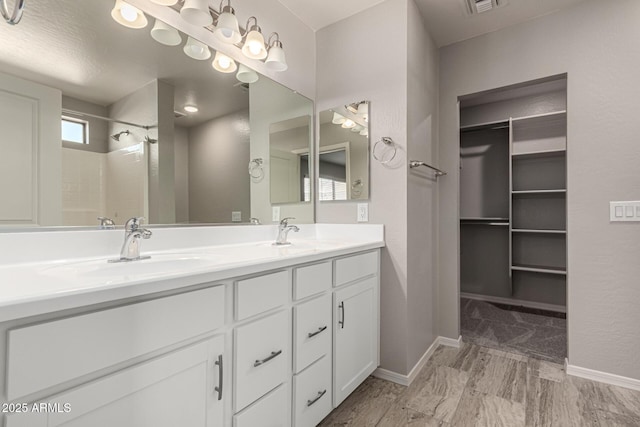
[372,336,462,386]
[460,292,566,313]
[566,363,640,392]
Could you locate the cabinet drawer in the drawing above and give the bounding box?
[294,261,332,300]
[234,310,289,412]
[233,383,290,427]
[7,285,225,400]
[236,270,289,320]
[334,251,378,287]
[294,294,331,373]
[293,356,332,427]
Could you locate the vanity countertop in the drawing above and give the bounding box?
[0,224,384,322]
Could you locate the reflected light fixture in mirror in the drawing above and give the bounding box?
[180,0,213,26]
[111,0,148,29]
[212,51,238,73]
[241,17,268,60]
[184,36,211,60]
[150,19,182,46]
[332,112,346,124]
[342,118,355,129]
[149,0,178,5]
[265,33,288,71]
[215,0,242,44]
[236,64,259,83]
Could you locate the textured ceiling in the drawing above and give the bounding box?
[0,0,248,127]
[277,0,388,31]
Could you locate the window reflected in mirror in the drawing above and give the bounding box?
[318,102,369,201]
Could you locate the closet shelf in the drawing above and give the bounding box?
[511,110,567,123]
[511,264,567,275]
[512,189,566,195]
[460,217,509,221]
[461,222,509,226]
[512,229,566,234]
[460,119,509,132]
[512,149,566,158]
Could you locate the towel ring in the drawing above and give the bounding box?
[248,158,264,180]
[1,0,25,25]
[372,137,397,164]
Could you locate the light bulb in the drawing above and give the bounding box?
[342,119,355,129]
[212,51,237,73]
[120,3,138,22]
[184,105,198,113]
[219,57,231,69]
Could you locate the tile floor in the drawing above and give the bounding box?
[319,343,640,426]
[460,298,566,364]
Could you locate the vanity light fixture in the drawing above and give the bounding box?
[351,124,364,133]
[214,0,242,44]
[241,17,267,60]
[236,64,259,84]
[150,19,182,46]
[265,32,288,71]
[360,128,369,137]
[149,0,178,5]
[180,0,213,26]
[332,112,346,125]
[357,101,369,122]
[184,105,199,113]
[111,0,148,29]
[212,51,238,73]
[183,36,211,60]
[342,119,356,129]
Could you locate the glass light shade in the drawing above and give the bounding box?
[242,29,267,60]
[332,112,346,124]
[214,6,241,44]
[111,0,148,29]
[180,0,213,26]
[360,128,368,136]
[212,51,237,73]
[357,102,369,122]
[236,64,259,83]
[149,0,178,5]
[265,43,288,71]
[351,124,364,133]
[342,119,356,129]
[183,37,211,60]
[150,20,182,46]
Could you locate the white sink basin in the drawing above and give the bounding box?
[42,253,220,280]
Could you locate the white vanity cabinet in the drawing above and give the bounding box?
[2,248,380,427]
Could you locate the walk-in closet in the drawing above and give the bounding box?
[459,76,568,363]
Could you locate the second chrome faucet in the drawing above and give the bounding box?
[274,217,299,246]
[109,217,152,263]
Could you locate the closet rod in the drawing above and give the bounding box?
[409,160,447,177]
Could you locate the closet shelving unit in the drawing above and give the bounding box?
[460,106,567,310]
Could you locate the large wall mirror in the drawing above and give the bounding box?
[0,0,314,228]
[318,102,369,201]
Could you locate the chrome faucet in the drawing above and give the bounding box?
[274,217,299,246]
[109,217,152,263]
[97,216,116,230]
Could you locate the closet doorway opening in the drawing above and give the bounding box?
[458,75,568,364]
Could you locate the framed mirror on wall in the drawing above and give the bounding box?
[318,102,369,201]
[0,0,314,229]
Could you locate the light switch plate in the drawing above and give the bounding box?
[610,201,640,222]
[357,203,369,222]
[232,211,242,222]
[272,206,281,222]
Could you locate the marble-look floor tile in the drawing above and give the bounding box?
[467,352,528,404]
[450,388,525,427]
[376,404,449,427]
[429,343,480,372]
[573,376,640,420]
[398,364,469,423]
[319,376,405,426]
[594,409,640,427]
[527,358,565,383]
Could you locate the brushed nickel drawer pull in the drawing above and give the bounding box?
[308,326,328,338]
[254,350,283,367]
[214,354,223,401]
[339,302,345,329]
[307,389,327,407]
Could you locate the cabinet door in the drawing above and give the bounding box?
[333,276,379,406]
[7,336,226,427]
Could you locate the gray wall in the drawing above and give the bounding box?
[317,0,439,376]
[438,0,640,379]
[174,126,189,223]
[188,109,250,224]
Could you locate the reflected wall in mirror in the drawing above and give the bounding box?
[318,102,369,201]
[0,0,314,228]
[269,116,312,204]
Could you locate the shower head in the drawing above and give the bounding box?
[111,130,130,141]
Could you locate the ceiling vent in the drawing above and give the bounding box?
[463,0,509,15]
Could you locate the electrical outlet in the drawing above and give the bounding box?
[272,206,281,222]
[232,211,242,222]
[357,203,369,222]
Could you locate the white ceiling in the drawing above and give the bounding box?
[278,0,587,47]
